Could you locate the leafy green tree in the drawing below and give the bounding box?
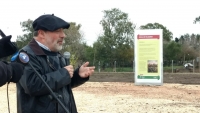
[175,37,179,43]
[82,43,95,66]
[164,41,181,61]
[61,22,86,67]
[16,19,34,49]
[196,34,200,49]
[94,8,135,69]
[194,16,200,23]
[179,35,184,45]
[93,36,112,69]
[140,23,173,63]
[140,23,173,42]
[177,34,200,62]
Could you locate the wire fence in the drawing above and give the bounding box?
[93,60,200,73]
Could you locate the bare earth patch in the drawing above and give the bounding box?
[1,73,200,113]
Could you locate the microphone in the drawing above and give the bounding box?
[17,51,69,113]
[63,51,70,65]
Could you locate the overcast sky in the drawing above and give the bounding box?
[1,0,200,46]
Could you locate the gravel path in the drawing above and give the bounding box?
[0,77,200,113]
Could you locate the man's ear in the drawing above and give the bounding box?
[38,30,46,38]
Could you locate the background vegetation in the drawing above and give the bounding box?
[1,8,200,72]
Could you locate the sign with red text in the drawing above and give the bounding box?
[134,29,163,85]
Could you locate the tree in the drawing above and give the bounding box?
[94,8,135,69]
[194,16,200,23]
[196,34,200,50]
[175,37,179,43]
[82,43,95,66]
[140,23,173,42]
[61,22,86,67]
[164,41,181,61]
[179,35,184,45]
[16,19,34,49]
[140,23,173,63]
[177,34,200,62]
[190,33,196,46]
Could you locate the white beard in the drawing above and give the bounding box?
[54,44,63,52]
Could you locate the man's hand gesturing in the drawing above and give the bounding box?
[64,65,74,78]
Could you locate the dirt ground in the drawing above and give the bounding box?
[0,72,200,113]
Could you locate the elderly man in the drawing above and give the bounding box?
[16,14,95,113]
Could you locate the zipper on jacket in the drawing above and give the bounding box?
[47,56,57,71]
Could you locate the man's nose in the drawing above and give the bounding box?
[60,31,66,38]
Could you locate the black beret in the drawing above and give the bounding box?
[32,14,70,31]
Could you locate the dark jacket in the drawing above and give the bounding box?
[17,39,89,113]
[0,61,12,86]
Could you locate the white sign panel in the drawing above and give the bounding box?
[134,29,163,85]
